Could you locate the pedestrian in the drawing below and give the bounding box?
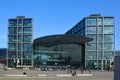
[88,69,91,73]
[70,69,72,74]
[72,69,76,76]
[23,72,27,75]
[74,70,76,75]
[81,68,83,73]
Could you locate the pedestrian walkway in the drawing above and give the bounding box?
[0,69,113,80]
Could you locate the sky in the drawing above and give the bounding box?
[0,0,119,50]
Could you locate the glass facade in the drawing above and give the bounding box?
[65,14,115,70]
[0,48,6,64]
[33,44,82,68]
[7,16,33,68]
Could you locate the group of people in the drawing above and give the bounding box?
[67,68,92,76]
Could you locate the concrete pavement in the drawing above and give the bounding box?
[0,69,114,80]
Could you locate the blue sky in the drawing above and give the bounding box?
[0,0,120,50]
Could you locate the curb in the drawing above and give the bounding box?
[76,74,93,77]
[38,74,47,77]
[56,74,72,77]
[4,74,27,77]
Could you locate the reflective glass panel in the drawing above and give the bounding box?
[87,34,96,42]
[98,51,102,59]
[104,51,113,59]
[86,43,96,50]
[9,27,17,34]
[9,19,17,26]
[18,19,22,26]
[86,51,97,59]
[23,19,32,26]
[23,59,32,65]
[23,44,31,51]
[97,35,103,42]
[98,18,102,25]
[104,43,113,50]
[23,52,32,58]
[103,27,112,34]
[104,34,113,42]
[97,26,102,34]
[97,43,103,50]
[87,18,97,25]
[103,18,114,25]
[18,27,22,34]
[9,36,16,42]
[86,26,96,34]
[23,27,32,34]
[86,60,97,69]
[23,35,31,42]
[8,43,16,50]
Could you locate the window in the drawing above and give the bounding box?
[86,26,96,34]
[18,27,22,34]
[104,34,113,42]
[87,18,97,25]
[18,35,22,42]
[8,43,16,50]
[23,52,32,58]
[98,18,102,25]
[97,43,103,50]
[98,51,102,59]
[18,19,22,26]
[97,35,103,42]
[103,27,112,34]
[97,26,102,34]
[86,43,96,50]
[9,36,16,42]
[23,44,31,51]
[104,43,113,50]
[18,52,21,58]
[23,35,31,42]
[23,27,32,34]
[23,59,32,65]
[87,34,96,42]
[9,28,17,34]
[103,18,114,25]
[23,19,32,26]
[9,19,17,26]
[104,51,113,59]
[86,51,97,59]
[86,60,97,69]
[18,44,22,50]
[8,52,16,58]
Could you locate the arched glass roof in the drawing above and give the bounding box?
[33,34,93,47]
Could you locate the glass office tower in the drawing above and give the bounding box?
[66,14,115,70]
[7,16,33,68]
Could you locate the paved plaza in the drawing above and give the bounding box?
[0,69,114,80]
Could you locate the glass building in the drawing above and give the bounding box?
[7,16,33,68]
[0,48,6,64]
[65,14,115,70]
[33,34,93,69]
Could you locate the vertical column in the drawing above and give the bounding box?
[101,19,104,70]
